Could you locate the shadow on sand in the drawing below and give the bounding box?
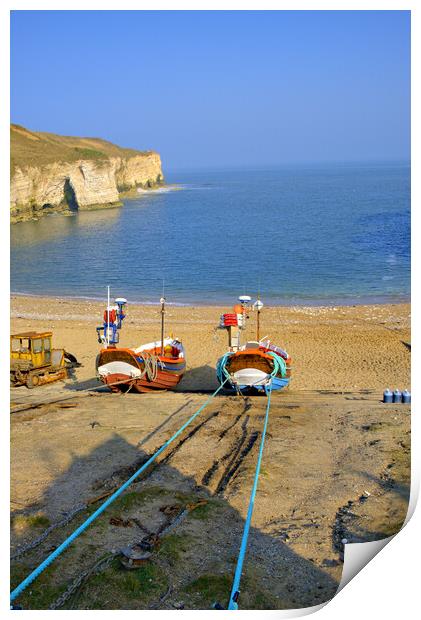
[11,427,340,610]
[176,364,218,392]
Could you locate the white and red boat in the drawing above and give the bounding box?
[95,291,186,393]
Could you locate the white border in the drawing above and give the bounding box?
[2,2,418,618]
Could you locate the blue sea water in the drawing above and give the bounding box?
[10,162,410,306]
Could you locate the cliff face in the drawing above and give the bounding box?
[10,125,163,222]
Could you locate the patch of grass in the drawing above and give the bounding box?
[159,534,191,563]
[111,486,169,512]
[121,563,162,597]
[81,558,167,608]
[12,513,50,531]
[189,501,214,520]
[190,497,226,520]
[30,514,50,527]
[11,561,65,609]
[169,492,223,521]
[248,588,278,609]
[10,563,32,591]
[174,491,203,503]
[174,491,222,507]
[72,147,107,160]
[240,571,280,609]
[183,573,231,607]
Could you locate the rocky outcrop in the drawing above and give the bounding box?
[10,126,163,222]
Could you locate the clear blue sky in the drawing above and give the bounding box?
[11,10,410,170]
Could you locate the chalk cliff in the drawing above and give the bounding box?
[10,125,163,222]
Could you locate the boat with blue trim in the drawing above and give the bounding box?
[216,296,292,394]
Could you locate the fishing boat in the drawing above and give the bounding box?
[95,290,186,393]
[216,296,292,393]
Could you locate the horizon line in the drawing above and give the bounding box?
[164,158,411,173]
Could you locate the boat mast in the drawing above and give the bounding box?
[107,285,110,348]
[160,296,166,355]
[256,279,261,341]
[257,295,260,341]
[254,296,263,342]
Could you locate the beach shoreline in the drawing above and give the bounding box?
[10,289,411,308]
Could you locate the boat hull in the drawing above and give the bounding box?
[216,346,291,394]
[101,368,185,393]
[97,339,186,393]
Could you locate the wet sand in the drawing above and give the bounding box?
[10,296,411,610]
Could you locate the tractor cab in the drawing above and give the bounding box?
[10,331,54,369]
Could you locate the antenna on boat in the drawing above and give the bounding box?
[160,279,166,355]
[107,285,110,348]
[256,278,262,341]
[254,295,263,341]
[96,290,127,347]
[237,295,251,349]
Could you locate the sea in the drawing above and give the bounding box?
[10,162,410,306]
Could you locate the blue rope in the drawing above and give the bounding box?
[10,381,227,604]
[227,383,273,610]
[216,351,234,386]
[267,352,287,378]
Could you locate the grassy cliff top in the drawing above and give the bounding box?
[11,124,154,171]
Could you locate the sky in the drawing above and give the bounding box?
[10,10,410,170]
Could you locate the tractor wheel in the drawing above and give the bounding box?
[26,373,40,389]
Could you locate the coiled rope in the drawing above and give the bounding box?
[227,383,273,610]
[138,350,159,382]
[267,351,287,378]
[10,380,227,606]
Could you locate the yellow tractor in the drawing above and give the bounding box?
[10,331,80,388]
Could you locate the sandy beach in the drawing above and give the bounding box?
[10,296,411,609]
[10,295,411,391]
